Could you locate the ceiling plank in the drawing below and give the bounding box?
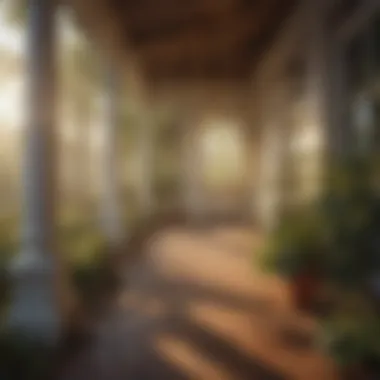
[127,1,265,47]
[104,0,295,82]
[119,0,239,32]
[134,4,274,66]
[142,38,252,76]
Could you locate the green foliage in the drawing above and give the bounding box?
[260,152,380,288]
[317,301,380,368]
[259,209,325,278]
[0,329,55,380]
[72,255,116,309]
[62,224,106,265]
[260,152,380,370]
[0,217,18,322]
[60,220,117,308]
[318,154,380,289]
[0,218,17,262]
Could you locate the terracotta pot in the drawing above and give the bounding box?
[290,272,320,312]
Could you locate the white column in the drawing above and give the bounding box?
[101,65,124,245]
[74,108,92,212]
[305,1,327,137]
[257,81,291,230]
[182,123,203,221]
[181,124,190,215]
[8,0,67,342]
[138,115,154,216]
[302,0,329,199]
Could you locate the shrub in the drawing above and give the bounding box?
[258,208,326,278]
[0,217,17,324]
[60,222,118,310]
[317,300,380,369]
[318,155,380,290]
[0,329,56,380]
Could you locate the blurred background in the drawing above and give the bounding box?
[0,0,379,379]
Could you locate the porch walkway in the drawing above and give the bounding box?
[60,226,337,380]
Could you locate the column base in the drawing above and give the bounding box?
[7,250,61,345]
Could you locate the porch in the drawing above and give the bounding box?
[1,0,379,378]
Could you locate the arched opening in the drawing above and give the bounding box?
[198,116,249,217]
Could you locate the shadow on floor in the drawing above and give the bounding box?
[123,269,275,317]
[60,225,322,380]
[161,313,288,380]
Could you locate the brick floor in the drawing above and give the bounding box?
[60,225,338,380]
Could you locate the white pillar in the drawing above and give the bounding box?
[182,123,203,221]
[101,65,123,245]
[302,0,329,199]
[74,108,92,212]
[8,0,67,342]
[256,81,291,230]
[138,115,154,216]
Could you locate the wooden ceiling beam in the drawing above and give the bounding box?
[148,66,248,83]
[140,0,294,83]
[141,40,252,76]
[134,5,272,66]
[130,15,212,46]
[119,0,239,32]
[100,0,294,82]
[143,42,254,83]
[127,1,269,47]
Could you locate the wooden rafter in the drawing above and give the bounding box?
[117,0,239,33]
[134,1,276,65]
[70,0,296,82]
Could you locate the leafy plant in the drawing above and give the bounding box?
[0,328,56,380]
[318,154,380,290]
[61,223,118,309]
[312,152,380,372]
[317,306,380,369]
[259,209,326,278]
[260,153,380,287]
[0,217,18,323]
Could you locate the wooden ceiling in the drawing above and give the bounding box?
[109,0,296,83]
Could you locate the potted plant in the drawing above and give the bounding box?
[0,218,17,322]
[309,152,380,379]
[259,209,326,311]
[317,302,380,380]
[318,155,380,296]
[0,328,56,380]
